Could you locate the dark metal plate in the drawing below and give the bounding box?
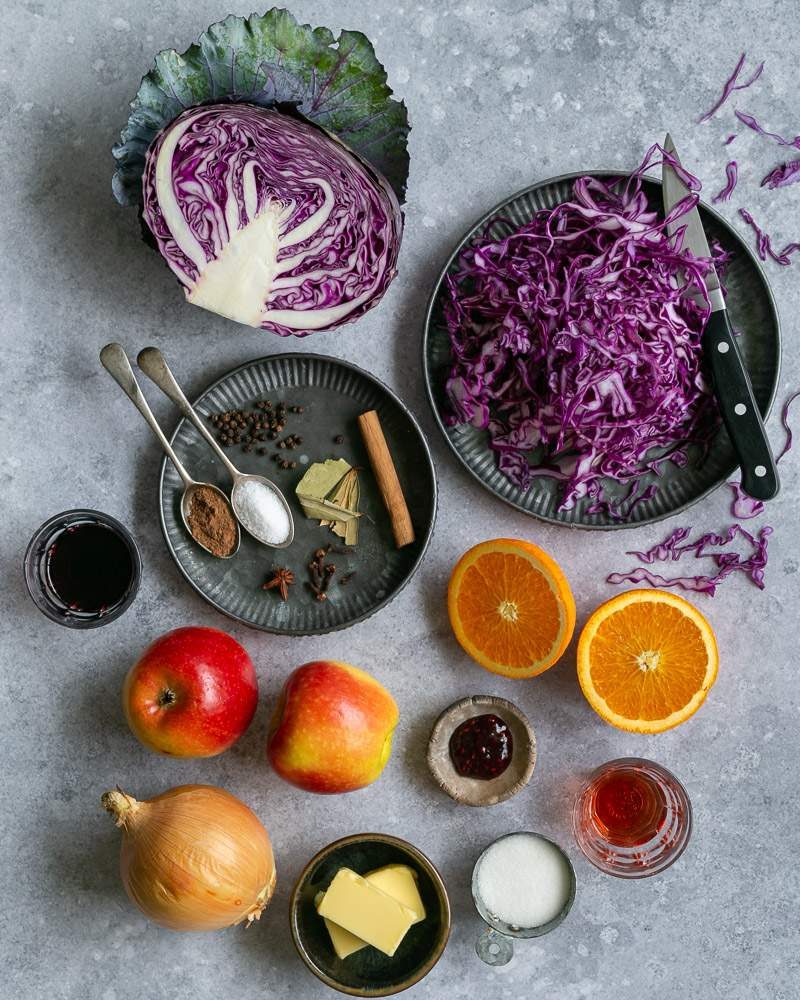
[423,172,780,529]
[159,354,437,634]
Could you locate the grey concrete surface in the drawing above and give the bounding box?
[1,1,798,998]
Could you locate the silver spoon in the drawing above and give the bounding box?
[136,347,295,549]
[100,343,240,559]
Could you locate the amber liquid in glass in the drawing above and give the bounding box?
[573,757,692,878]
[590,769,668,847]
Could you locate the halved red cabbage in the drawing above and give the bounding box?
[443,145,722,511]
[761,160,800,188]
[142,103,402,336]
[712,162,738,203]
[609,523,772,596]
[697,54,764,124]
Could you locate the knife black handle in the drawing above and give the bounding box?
[704,310,779,501]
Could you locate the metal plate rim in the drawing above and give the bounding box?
[158,352,438,634]
[422,169,781,530]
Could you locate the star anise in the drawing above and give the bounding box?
[262,567,295,601]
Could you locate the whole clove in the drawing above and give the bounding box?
[307,545,335,600]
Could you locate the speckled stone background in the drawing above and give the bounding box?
[2,2,798,998]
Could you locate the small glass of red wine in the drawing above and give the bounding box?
[24,509,141,628]
[572,757,692,878]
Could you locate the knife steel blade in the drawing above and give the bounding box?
[662,133,724,311]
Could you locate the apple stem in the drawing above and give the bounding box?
[101,787,141,828]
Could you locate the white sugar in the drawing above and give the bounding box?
[475,833,571,930]
[233,479,291,545]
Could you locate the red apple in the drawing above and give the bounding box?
[267,661,399,793]
[123,626,258,758]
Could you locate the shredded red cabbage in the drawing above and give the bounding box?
[609,523,772,595]
[724,134,737,146]
[625,526,691,562]
[761,159,800,189]
[728,482,765,519]
[738,209,800,266]
[443,145,724,512]
[712,162,738,204]
[697,54,764,124]
[734,111,800,149]
[777,389,800,461]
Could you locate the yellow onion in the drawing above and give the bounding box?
[102,784,276,931]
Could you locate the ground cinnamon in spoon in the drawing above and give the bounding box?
[186,486,238,557]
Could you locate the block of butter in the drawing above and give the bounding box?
[317,865,426,960]
[365,865,425,924]
[316,867,416,957]
[315,891,366,960]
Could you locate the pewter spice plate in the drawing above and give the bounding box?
[423,172,780,529]
[160,354,437,634]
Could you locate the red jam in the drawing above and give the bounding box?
[449,713,513,780]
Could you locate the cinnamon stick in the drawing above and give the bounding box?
[357,410,415,548]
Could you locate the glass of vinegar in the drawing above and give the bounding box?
[572,757,692,878]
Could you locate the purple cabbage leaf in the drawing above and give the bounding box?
[113,8,410,206]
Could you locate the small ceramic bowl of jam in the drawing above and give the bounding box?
[24,509,142,628]
[290,833,450,997]
[427,695,536,807]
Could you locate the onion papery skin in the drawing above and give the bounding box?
[141,103,403,336]
[102,784,276,932]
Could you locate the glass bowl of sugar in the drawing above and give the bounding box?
[471,831,576,966]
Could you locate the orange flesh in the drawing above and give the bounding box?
[455,552,562,669]
[587,601,711,721]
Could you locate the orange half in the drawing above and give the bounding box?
[577,589,719,734]
[448,538,576,678]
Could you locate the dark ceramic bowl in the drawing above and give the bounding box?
[23,509,142,628]
[427,695,536,807]
[290,833,450,996]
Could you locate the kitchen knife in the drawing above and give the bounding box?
[662,133,779,501]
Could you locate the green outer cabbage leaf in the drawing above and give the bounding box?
[112,8,410,207]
